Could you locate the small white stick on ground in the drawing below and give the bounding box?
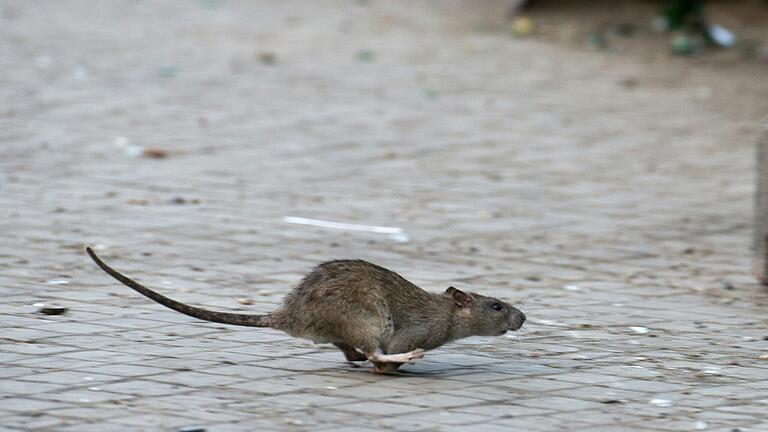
[282,216,409,242]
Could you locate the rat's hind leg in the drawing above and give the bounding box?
[334,342,367,362]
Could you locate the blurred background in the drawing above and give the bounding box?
[2,0,767,280]
[0,0,768,294]
[3,0,768,318]
[3,1,768,430]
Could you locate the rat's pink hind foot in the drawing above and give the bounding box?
[367,348,425,364]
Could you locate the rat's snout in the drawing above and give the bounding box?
[508,308,526,331]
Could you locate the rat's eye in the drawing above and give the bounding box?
[491,302,503,311]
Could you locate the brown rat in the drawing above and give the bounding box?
[86,247,526,374]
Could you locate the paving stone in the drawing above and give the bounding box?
[454,403,553,417]
[0,381,68,395]
[606,379,689,393]
[16,370,118,385]
[395,392,488,408]
[330,400,427,416]
[35,388,136,404]
[397,409,492,426]
[94,380,191,397]
[78,363,168,378]
[0,343,78,356]
[1,1,766,431]
[515,396,608,412]
[1,398,71,412]
[3,414,67,430]
[109,414,203,429]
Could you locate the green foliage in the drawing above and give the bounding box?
[662,0,705,30]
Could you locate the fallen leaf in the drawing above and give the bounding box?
[143,148,168,159]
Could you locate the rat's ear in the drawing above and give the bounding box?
[445,286,474,308]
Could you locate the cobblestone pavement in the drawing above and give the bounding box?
[2,1,768,431]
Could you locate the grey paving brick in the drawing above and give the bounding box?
[1,1,766,431]
[16,370,118,385]
[330,400,427,416]
[0,381,69,395]
[454,403,553,417]
[35,388,135,404]
[395,392,488,408]
[1,398,71,413]
[94,380,190,397]
[514,396,607,411]
[607,379,689,393]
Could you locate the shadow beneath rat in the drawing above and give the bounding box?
[341,361,478,378]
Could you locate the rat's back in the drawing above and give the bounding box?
[298,259,419,293]
[279,259,424,310]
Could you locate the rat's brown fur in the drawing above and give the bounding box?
[87,247,525,374]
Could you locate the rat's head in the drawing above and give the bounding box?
[445,286,525,337]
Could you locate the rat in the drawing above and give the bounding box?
[86,247,526,374]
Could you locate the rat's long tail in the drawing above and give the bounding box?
[86,247,271,327]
